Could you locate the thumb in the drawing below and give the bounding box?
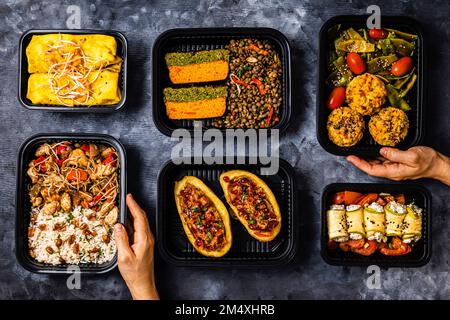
[114,223,134,260]
[379,147,412,163]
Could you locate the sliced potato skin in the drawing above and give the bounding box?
[219,170,281,242]
[174,176,232,257]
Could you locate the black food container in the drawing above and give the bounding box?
[156,159,298,267]
[321,183,431,267]
[18,29,127,112]
[317,16,425,156]
[16,133,127,274]
[152,27,292,136]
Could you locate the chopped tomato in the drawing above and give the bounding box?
[381,194,395,203]
[347,239,365,249]
[88,193,103,207]
[394,194,406,204]
[56,145,66,155]
[351,240,378,256]
[56,157,67,167]
[339,242,351,252]
[332,192,345,205]
[34,156,47,173]
[391,237,403,249]
[103,154,115,166]
[332,191,362,205]
[343,191,363,205]
[80,144,90,152]
[376,197,387,206]
[356,193,379,206]
[379,237,412,256]
[67,169,88,182]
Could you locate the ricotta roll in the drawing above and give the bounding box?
[385,201,407,237]
[402,204,422,243]
[364,202,386,242]
[345,204,365,240]
[327,204,348,242]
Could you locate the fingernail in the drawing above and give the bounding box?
[127,193,133,199]
[114,224,123,234]
[380,148,388,157]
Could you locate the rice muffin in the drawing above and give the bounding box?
[346,73,387,116]
[327,106,365,147]
[369,107,409,146]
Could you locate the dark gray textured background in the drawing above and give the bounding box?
[1,0,449,300]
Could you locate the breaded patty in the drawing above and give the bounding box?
[369,107,409,146]
[346,73,387,116]
[327,107,365,147]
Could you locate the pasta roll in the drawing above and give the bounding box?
[364,202,385,242]
[327,204,348,242]
[402,204,422,243]
[345,204,365,240]
[385,201,407,237]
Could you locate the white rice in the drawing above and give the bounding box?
[28,206,116,265]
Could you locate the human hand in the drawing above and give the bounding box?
[347,146,450,185]
[114,194,159,300]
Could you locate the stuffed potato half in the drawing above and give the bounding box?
[219,170,281,242]
[174,176,232,257]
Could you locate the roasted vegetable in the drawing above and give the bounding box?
[174,176,232,257]
[386,84,411,111]
[220,170,281,242]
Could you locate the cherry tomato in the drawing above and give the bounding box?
[352,240,378,256]
[369,28,388,40]
[346,52,366,75]
[391,56,413,77]
[327,87,346,110]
